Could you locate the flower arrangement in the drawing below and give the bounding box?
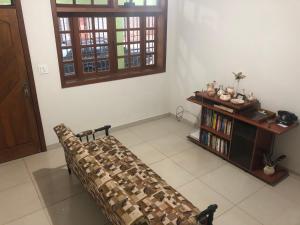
[233,72,247,94]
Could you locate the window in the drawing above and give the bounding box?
[51,0,167,88]
[0,0,13,5]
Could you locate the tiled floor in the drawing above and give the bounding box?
[0,116,300,225]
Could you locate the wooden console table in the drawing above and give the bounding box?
[187,92,298,185]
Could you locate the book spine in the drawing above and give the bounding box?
[227,121,232,136]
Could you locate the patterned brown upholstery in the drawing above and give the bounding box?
[54,124,215,225]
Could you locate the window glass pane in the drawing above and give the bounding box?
[0,0,11,5]
[118,0,124,5]
[146,0,157,6]
[146,42,155,53]
[95,32,108,44]
[83,61,96,73]
[118,0,144,6]
[60,33,72,47]
[117,45,128,56]
[146,29,155,41]
[146,16,155,28]
[129,30,140,42]
[95,17,107,30]
[79,17,93,30]
[116,17,127,29]
[130,43,140,55]
[146,54,155,65]
[129,17,140,28]
[80,33,94,45]
[81,47,95,60]
[94,0,108,5]
[63,63,75,76]
[131,55,141,67]
[97,59,110,72]
[56,0,73,4]
[116,31,127,43]
[118,57,129,69]
[76,0,91,4]
[134,0,144,5]
[96,46,109,58]
[62,49,73,62]
[58,18,70,32]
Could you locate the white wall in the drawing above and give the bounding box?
[21,0,169,145]
[168,0,300,173]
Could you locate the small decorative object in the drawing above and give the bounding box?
[226,86,235,97]
[217,85,225,96]
[231,98,245,105]
[207,81,216,97]
[263,154,287,176]
[264,166,275,176]
[247,92,256,102]
[236,93,246,101]
[220,94,231,102]
[233,72,247,94]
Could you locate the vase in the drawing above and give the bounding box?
[263,166,275,176]
[226,87,235,97]
[207,82,216,97]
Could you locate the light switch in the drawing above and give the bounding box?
[38,64,49,75]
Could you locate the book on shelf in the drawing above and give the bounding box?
[200,130,229,157]
[202,108,233,136]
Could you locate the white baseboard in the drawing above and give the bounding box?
[47,113,171,151]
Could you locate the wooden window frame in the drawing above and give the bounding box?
[51,0,168,88]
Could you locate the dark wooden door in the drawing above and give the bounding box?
[0,8,41,163]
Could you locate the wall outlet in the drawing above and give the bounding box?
[38,64,49,75]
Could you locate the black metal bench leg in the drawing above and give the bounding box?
[196,204,218,225]
[104,125,111,136]
[67,166,72,175]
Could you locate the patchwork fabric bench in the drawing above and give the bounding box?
[54,124,217,225]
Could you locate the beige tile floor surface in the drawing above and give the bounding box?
[0,117,300,225]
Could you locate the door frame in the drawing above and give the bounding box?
[0,0,47,152]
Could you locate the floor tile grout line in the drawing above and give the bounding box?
[145,138,195,159]
[0,159,23,168]
[234,183,267,206]
[22,153,86,212]
[213,205,235,219]
[175,178,197,189]
[197,176,266,208]
[235,205,265,225]
[195,162,228,180]
[193,179,266,223]
[22,158,48,210]
[0,158,33,194]
[1,207,45,225]
[43,190,85,210]
[0,180,32,195]
[167,151,226,183]
[194,177,237,205]
[199,178,267,223]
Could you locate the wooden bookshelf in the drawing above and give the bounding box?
[188,96,298,135]
[187,92,298,186]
